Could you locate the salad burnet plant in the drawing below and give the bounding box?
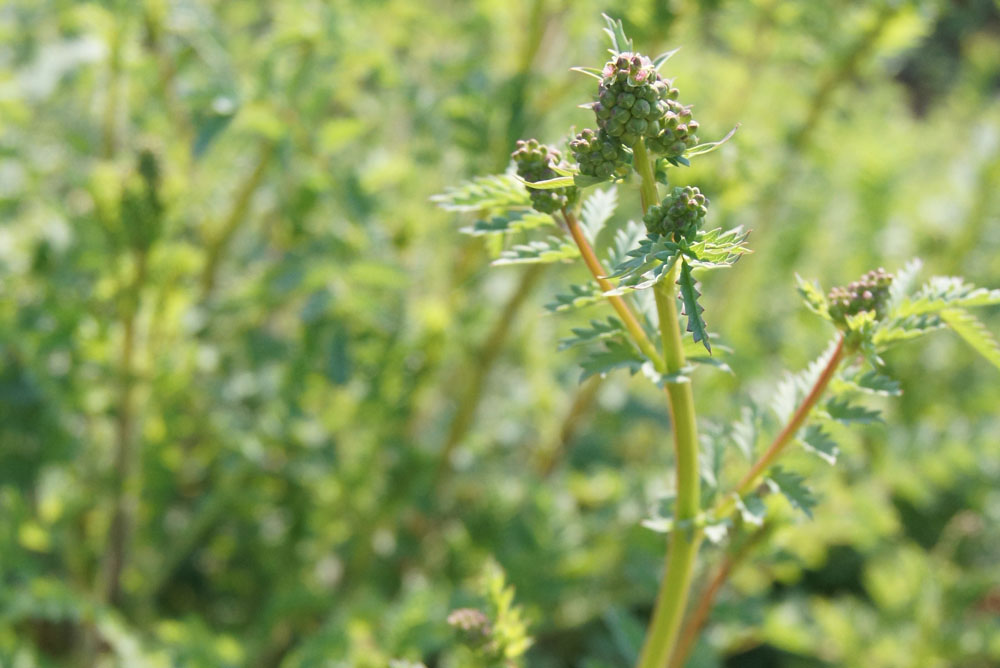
[434,15,1000,667]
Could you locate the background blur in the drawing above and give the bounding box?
[1,0,999,666]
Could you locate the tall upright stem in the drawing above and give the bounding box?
[563,209,665,372]
[632,140,703,668]
[103,249,148,606]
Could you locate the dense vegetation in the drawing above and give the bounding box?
[1,1,999,667]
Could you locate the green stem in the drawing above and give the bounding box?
[671,522,774,666]
[435,263,546,482]
[713,334,847,521]
[633,140,703,668]
[102,248,148,607]
[562,209,665,372]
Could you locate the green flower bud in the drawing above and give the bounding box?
[827,268,894,325]
[512,139,579,213]
[570,128,630,180]
[642,185,709,240]
[645,102,700,158]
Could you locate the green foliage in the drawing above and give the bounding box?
[493,236,580,265]
[766,467,817,519]
[678,260,711,353]
[3,2,999,668]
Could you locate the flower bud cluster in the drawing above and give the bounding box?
[592,53,699,158]
[512,138,578,213]
[642,186,708,240]
[570,128,630,179]
[447,607,491,639]
[827,268,894,324]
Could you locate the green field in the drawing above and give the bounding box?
[1,1,999,666]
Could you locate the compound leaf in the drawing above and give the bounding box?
[767,467,817,518]
[580,339,645,380]
[579,186,618,243]
[940,308,1000,371]
[826,398,882,425]
[799,424,839,465]
[493,237,579,265]
[678,260,710,353]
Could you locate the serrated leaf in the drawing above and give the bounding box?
[579,186,617,244]
[684,226,751,270]
[602,13,633,54]
[737,494,767,526]
[558,316,626,350]
[940,308,1000,371]
[678,260,711,353]
[607,220,646,269]
[493,237,579,265]
[795,274,831,320]
[893,276,1000,318]
[767,467,816,518]
[605,233,681,292]
[545,282,604,313]
[799,424,839,465]
[873,313,946,346]
[854,370,901,396]
[771,339,842,422]
[825,398,882,425]
[684,124,739,158]
[887,258,923,311]
[460,209,554,236]
[730,405,760,460]
[432,173,528,211]
[580,339,644,380]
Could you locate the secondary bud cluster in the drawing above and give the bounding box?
[827,268,894,324]
[447,607,491,639]
[643,186,708,240]
[645,107,699,158]
[512,138,578,213]
[570,128,630,179]
[592,53,699,158]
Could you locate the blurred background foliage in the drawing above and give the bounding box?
[0,0,999,666]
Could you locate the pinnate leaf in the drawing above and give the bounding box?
[579,340,645,380]
[826,398,882,425]
[432,173,528,211]
[767,467,817,518]
[493,237,579,265]
[940,308,1000,371]
[799,424,839,465]
[678,260,710,353]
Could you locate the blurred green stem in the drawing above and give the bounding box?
[435,263,546,481]
[712,334,846,523]
[671,522,774,666]
[632,139,703,668]
[102,22,123,159]
[561,208,665,371]
[102,248,148,606]
[200,141,276,299]
[537,375,603,477]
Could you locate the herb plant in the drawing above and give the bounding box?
[435,15,1000,667]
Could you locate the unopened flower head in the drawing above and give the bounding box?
[643,185,708,241]
[827,268,894,325]
[512,138,579,213]
[570,128,630,179]
[591,52,698,158]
